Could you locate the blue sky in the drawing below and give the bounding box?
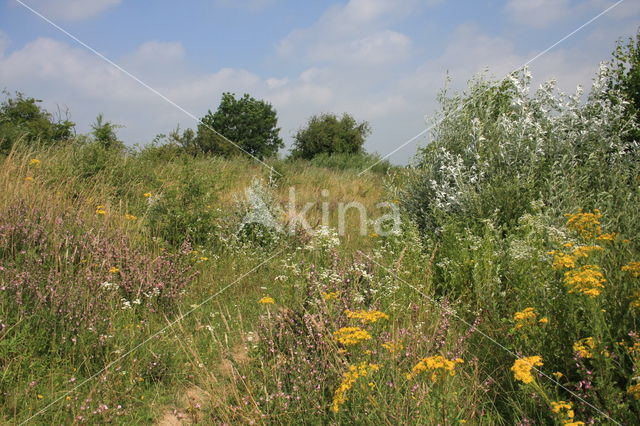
[1,0,639,163]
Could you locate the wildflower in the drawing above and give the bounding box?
[331,362,380,413]
[124,214,137,221]
[200,257,209,261]
[596,232,616,241]
[548,250,576,270]
[627,383,640,400]
[96,205,107,215]
[382,341,403,353]
[322,291,339,301]
[406,355,463,381]
[622,261,640,278]
[333,327,372,346]
[369,232,379,238]
[37,394,43,399]
[109,267,120,274]
[551,400,578,424]
[630,290,640,309]
[345,309,389,324]
[573,337,595,359]
[564,265,606,297]
[258,296,275,304]
[143,192,152,198]
[552,372,564,379]
[513,307,538,329]
[29,158,41,166]
[564,209,602,239]
[511,356,543,384]
[24,176,34,182]
[538,317,549,324]
[571,245,603,259]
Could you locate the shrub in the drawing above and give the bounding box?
[290,113,370,160]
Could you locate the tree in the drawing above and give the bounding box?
[195,93,283,159]
[0,91,74,154]
[289,113,371,160]
[91,113,123,150]
[606,28,640,143]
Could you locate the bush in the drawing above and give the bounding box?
[290,113,370,160]
[196,92,283,159]
[0,91,74,154]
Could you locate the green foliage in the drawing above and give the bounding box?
[91,113,124,150]
[606,28,640,143]
[0,91,74,154]
[196,92,283,159]
[290,112,371,160]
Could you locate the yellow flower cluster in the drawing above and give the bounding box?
[109,267,120,274]
[331,362,380,413]
[124,213,137,221]
[622,261,640,278]
[572,337,595,359]
[596,232,616,241]
[333,327,372,346]
[322,291,339,301]
[382,341,403,353]
[548,245,603,270]
[564,209,602,239]
[627,383,640,400]
[143,192,153,198]
[564,265,606,297]
[511,356,543,384]
[551,401,583,425]
[345,309,389,324]
[405,355,463,381]
[513,307,548,329]
[96,205,107,215]
[259,296,275,304]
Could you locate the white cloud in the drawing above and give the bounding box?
[22,0,121,21]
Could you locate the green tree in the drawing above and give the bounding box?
[0,91,74,154]
[606,28,640,143]
[91,113,123,150]
[289,113,370,160]
[196,92,283,159]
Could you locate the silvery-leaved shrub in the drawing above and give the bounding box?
[402,67,639,236]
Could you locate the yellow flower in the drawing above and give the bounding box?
[37,394,44,399]
[406,355,463,381]
[551,400,579,424]
[511,356,543,384]
[109,267,120,274]
[622,261,640,278]
[333,327,372,346]
[143,192,153,198]
[564,265,606,297]
[369,232,379,238]
[345,309,389,324]
[124,214,137,221]
[331,362,379,413]
[382,341,403,353]
[513,307,538,329]
[596,232,616,241]
[322,291,339,301]
[538,317,549,324]
[630,290,640,309]
[571,245,603,259]
[200,257,209,261]
[24,176,34,182]
[564,209,602,239]
[29,158,41,166]
[552,372,564,379]
[258,296,275,304]
[627,383,640,400]
[96,205,107,215]
[548,250,576,270]
[572,337,595,359]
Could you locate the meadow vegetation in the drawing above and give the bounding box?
[1,32,640,425]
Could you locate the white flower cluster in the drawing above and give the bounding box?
[304,225,340,251]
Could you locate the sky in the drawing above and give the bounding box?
[0,0,639,164]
